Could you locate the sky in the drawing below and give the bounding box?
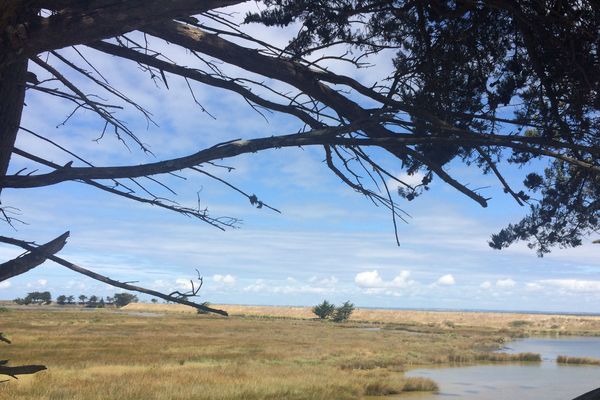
[1,3,599,313]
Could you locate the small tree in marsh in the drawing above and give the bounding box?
[56,295,67,305]
[113,293,138,308]
[332,301,355,323]
[313,300,335,320]
[87,295,98,307]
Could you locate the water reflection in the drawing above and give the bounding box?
[404,337,600,400]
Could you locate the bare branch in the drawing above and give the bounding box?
[0,364,47,379]
[476,147,525,206]
[0,235,228,316]
[0,232,69,282]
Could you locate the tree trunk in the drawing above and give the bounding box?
[0,58,27,192]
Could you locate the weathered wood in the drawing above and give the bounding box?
[0,59,27,185]
[0,234,228,316]
[0,364,47,379]
[0,231,69,282]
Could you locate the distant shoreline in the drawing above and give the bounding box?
[2,300,599,317]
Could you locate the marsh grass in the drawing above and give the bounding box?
[122,303,600,335]
[339,357,404,371]
[0,309,456,399]
[557,355,600,365]
[475,352,541,362]
[447,351,541,363]
[401,377,439,392]
[2,306,596,399]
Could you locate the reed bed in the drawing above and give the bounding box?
[447,351,541,363]
[557,355,600,365]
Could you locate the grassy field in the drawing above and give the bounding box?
[2,304,600,399]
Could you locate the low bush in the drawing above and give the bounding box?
[332,301,354,322]
[312,300,335,319]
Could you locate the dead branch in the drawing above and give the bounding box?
[0,232,69,281]
[0,235,228,316]
[0,333,10,344]
[0,364,47,379]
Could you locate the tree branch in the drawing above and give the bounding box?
[0,235,228,316]
[0,364,47,379]
[0,231,69,282]
[1,0,245,68]
[3,130,599,190]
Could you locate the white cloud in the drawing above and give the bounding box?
[244,279,267,292]
[436,274,456,286]
[355,270,384,288]
[480,281,492,289]
[318,276,339,286]
[387,171,425,189]
[391,271,414,288]
[213,274,236,285]
[355,270,415,289]
[0,281,11,289]
[26,279,47,288]
[525,282,543,291]
[538,279,600,293]
[496,278,516,288]
[272,285,333,294]
[175,278,191,289]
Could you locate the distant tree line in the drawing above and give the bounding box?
[14,292,138,308]
[13,291,51,305]
[313,300,355,322]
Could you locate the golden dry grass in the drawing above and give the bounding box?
[124,302,600,334]
[0,308,457,400]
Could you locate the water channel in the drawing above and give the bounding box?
[403,336,600,400]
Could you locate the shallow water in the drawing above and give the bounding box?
[403,336,600,400]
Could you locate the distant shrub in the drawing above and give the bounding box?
[113,293,138,308]
[0,307,9,313]
[332,301,354,322]
[312,300,335,319]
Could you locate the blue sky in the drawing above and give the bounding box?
[1,3,599,312]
